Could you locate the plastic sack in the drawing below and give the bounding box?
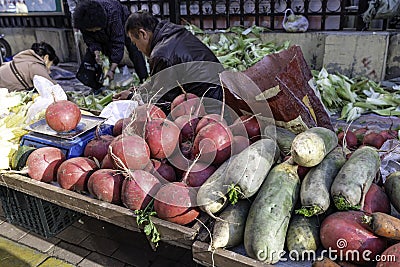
[99,100,138,125]
[223,45,333,134]
[282,8,309,33]
[363,0,400,24]
[25,75,67,123]
[379,138,400,183]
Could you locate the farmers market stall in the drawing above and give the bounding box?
[2,40,400,267]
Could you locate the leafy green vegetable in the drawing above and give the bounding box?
[227,184,244,205]
[134,200,160,247]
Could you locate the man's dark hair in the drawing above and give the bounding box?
[73,0,107,30]
[125,11,159,38]
[31,41,59,66]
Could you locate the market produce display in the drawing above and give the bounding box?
[2,30,400,267]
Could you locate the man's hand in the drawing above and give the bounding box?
[106,69,115,81]
[113,89,133,101]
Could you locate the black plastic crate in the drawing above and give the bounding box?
[0,186,81,238]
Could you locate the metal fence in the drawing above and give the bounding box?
[0,0,399,31]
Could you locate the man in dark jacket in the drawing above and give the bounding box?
[73,0,148,85]
[114,11,224,114]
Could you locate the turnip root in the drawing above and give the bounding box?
[196,157,234,217]
[331,146,380,211]
[230,115,261,142]
[26,147,66,183]
[363,183,391,214]
[150,159,177,182]
[225,138,280,200]
[84,134,114,162]
[87,169,124,204]
[57,157,98,192]
[121,169,162,211]
[174,115,199,142]
[145,118,180,159]
[108,134,150,170]
[154,182,200,225]
[212,200,251,249]
[195,114,227,134]
[170,93,206,120]
[45,100,81,132]
[192,121,233,165]
[181,162,216,187]
[112,118,130,136]
[291,127,338,167]
[363,132,385,149]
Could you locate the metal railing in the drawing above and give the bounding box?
[0,0,399,31]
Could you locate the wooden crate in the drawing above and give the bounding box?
[0,173,203,249]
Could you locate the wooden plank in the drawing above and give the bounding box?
[192,241,273,267]
[0,173,197,249]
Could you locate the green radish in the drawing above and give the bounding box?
[384,172,400,213]
[331,146,380,211]
[286,214,321,257]
[211,200,251,249]
[264,125,296,156]
[291,127,338,167]
[196,158,232,217]
[225,138,280,204]
[296,147,347,216]
[244,161,300,264]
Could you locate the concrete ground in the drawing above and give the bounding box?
[0,204,199,267]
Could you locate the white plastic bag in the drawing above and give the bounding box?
[379,139,400,183]
[99,100,138,125]
[25,75,67,123]
[282,8,309,33]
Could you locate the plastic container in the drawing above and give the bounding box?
[0,186,81,238]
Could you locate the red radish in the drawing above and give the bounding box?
[87,169,124,204]
[101,154,114,169]
[182,162,216,187]
[174,115,200,142]
[154,182,200,225]
[193,122,233,165]
[297,165,311,180]
[145,118,180,159]
[45,100,81,132]
[337,130,358,149]
[113,118,130,136]
[180,140,194,160]
[231,135,250,155]
[121,170,162,210]
[230,115,261,141]
[354,127,368,146]
[108,135,150,170]
[26,147,66,183]
[150,159,177,182]
[168,150,191,180]
[363,183,391,214]
[133,103,166,121]
[57,157,98,192]
[380,129,398,141]
[124,104,167,137]
[363,132,385,149]
[196,114,227,134]
[84,134,114,162]
[170,93,206,120]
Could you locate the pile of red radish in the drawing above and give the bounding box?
[23,92,261,227]
[337,127,398,150]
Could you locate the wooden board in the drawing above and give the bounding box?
[192,241,273,267]
[0,173,199,249]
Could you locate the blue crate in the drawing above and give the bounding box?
[20,124,113,159]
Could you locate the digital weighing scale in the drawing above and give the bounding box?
[20,115,113,159]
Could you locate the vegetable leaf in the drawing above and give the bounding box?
[227,184,243,205]
[134,200,160,247]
